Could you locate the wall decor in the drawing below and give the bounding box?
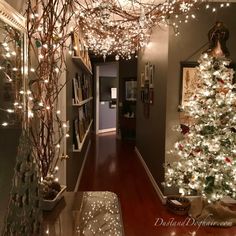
[125,80,137,101]
[149,64,155,88]
[140,89,145,102]
[140,72,145,88]
[143,80,150,104]
[74,1,206,59]
[144,62,150,81]
[180,61,199,107]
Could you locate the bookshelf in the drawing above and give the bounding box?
[72,97,93,106]
[66,30,93,190]
[72,101,93,152]
[73,119,93,152]
[72,56,92,75]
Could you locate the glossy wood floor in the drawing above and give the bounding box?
[78,132,236,236]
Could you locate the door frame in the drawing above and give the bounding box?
[94,62,119,135]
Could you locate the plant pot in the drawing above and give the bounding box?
[42,185,66,211]
[166,195,190,215]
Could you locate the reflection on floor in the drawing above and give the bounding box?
[79,132,236,236]
[0,128,21,232]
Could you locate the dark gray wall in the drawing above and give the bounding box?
[118,58,138,137]
[136,27,169,189]
[136,3,236,195]
[119,59,138,103]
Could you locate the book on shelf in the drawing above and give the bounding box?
[78,107,85,142]
[76,73,83,102]
[73,72,93,105]
[71,32,81,58]
[71,31,92,71]
[72,77,79,104]
[73,119,79,150]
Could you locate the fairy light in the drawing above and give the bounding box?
[75,0,204,59]
[43,44,48,49]
[28,110,34,118]
[2,122,8,127]
[7,109,14,113]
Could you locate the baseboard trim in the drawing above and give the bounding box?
[135,146,167,204]
[74,140,91,192]
[98,128,116,134]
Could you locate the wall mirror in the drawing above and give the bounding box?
[0,0,26,232]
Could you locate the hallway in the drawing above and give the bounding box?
[78,133,236,236]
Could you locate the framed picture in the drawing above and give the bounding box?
[143,80,149,103]
[71,32,80,57]
[145,62,150,81]
[125,80,137,101]
[180,61,200,107]
[140,72,145,87]
[149,64,155,88]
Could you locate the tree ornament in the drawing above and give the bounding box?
[35,39,42,48]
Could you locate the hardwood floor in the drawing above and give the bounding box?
[78,132,236,236]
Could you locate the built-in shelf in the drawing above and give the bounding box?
[73,120,93,152]
[72,97,93,107]
[72,56,92,75]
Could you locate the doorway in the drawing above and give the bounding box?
[95,62,119,134]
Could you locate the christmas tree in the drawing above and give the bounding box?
[165,52,236,203]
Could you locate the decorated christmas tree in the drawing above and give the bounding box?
[165,22,236,203]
